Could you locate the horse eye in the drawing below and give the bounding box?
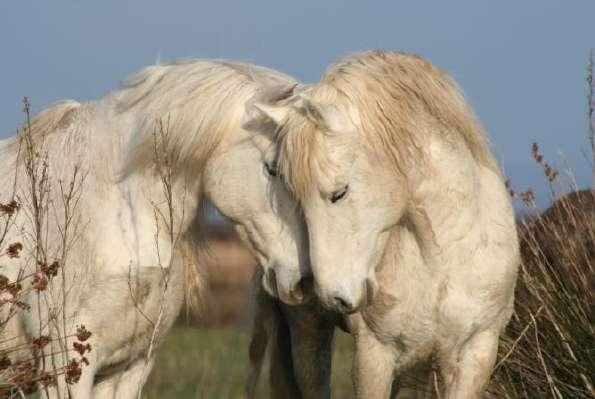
[330,185,349,204]
[264,161,278,177]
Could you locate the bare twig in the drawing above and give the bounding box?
[132,117,189,399]
[0,98,92,397]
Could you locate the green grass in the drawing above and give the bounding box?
[144,325,355,399]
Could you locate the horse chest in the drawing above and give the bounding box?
[360,285,439,368]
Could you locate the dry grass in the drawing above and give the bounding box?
[488,53,594,398]
[488,189,594,398]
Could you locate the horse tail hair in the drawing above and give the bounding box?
[178,238,204,319]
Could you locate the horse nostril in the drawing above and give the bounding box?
[333,296,355,314]
[298,275,314,294]
[365,278,376,305]
[289,276,313,303]
[265,269,278,297]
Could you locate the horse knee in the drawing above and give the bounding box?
[440,330,499,399]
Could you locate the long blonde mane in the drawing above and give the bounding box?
[276,50,498,199]
[119,59,296,180]
[2,60,295,185]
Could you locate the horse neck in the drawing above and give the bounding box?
[101,105,203,274]
[401,142,511,273]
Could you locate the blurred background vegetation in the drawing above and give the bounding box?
[142,222,355,398]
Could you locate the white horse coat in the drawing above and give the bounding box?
[248,51,519,399]
[0,60,308,398]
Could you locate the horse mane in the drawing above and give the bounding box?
[116,60,295,311]
[119,59,296,182]
[276,50,499,199]
[2,59,295,187]
[0,60,295,313]
[0,100,82,157]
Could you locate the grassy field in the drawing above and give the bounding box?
[144,325,355,399]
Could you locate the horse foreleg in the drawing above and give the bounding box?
[92,357,155,399]
[244,289,271,399]
[268,302,302,399]
[351,315,396,399]
[439,329,499,399]
[282,303,335,399]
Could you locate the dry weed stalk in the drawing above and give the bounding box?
[588,50,594,184]
[484,52,595,398]
[488,129,594,398]
[132,117,189,399]
[489,187,594,399]
[0,98,91,398]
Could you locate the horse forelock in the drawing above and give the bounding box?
[276,115,324,201]
[276,50,500,200]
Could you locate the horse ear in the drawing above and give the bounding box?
[243,83,296,128]
[294,95,354,133]
[251,102,290,126]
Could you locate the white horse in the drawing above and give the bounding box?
[247,51,519,398]
[0,59,310,398]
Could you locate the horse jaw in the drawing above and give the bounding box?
[202,127,310,306]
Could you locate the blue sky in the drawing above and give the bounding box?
[1,1,593,207]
